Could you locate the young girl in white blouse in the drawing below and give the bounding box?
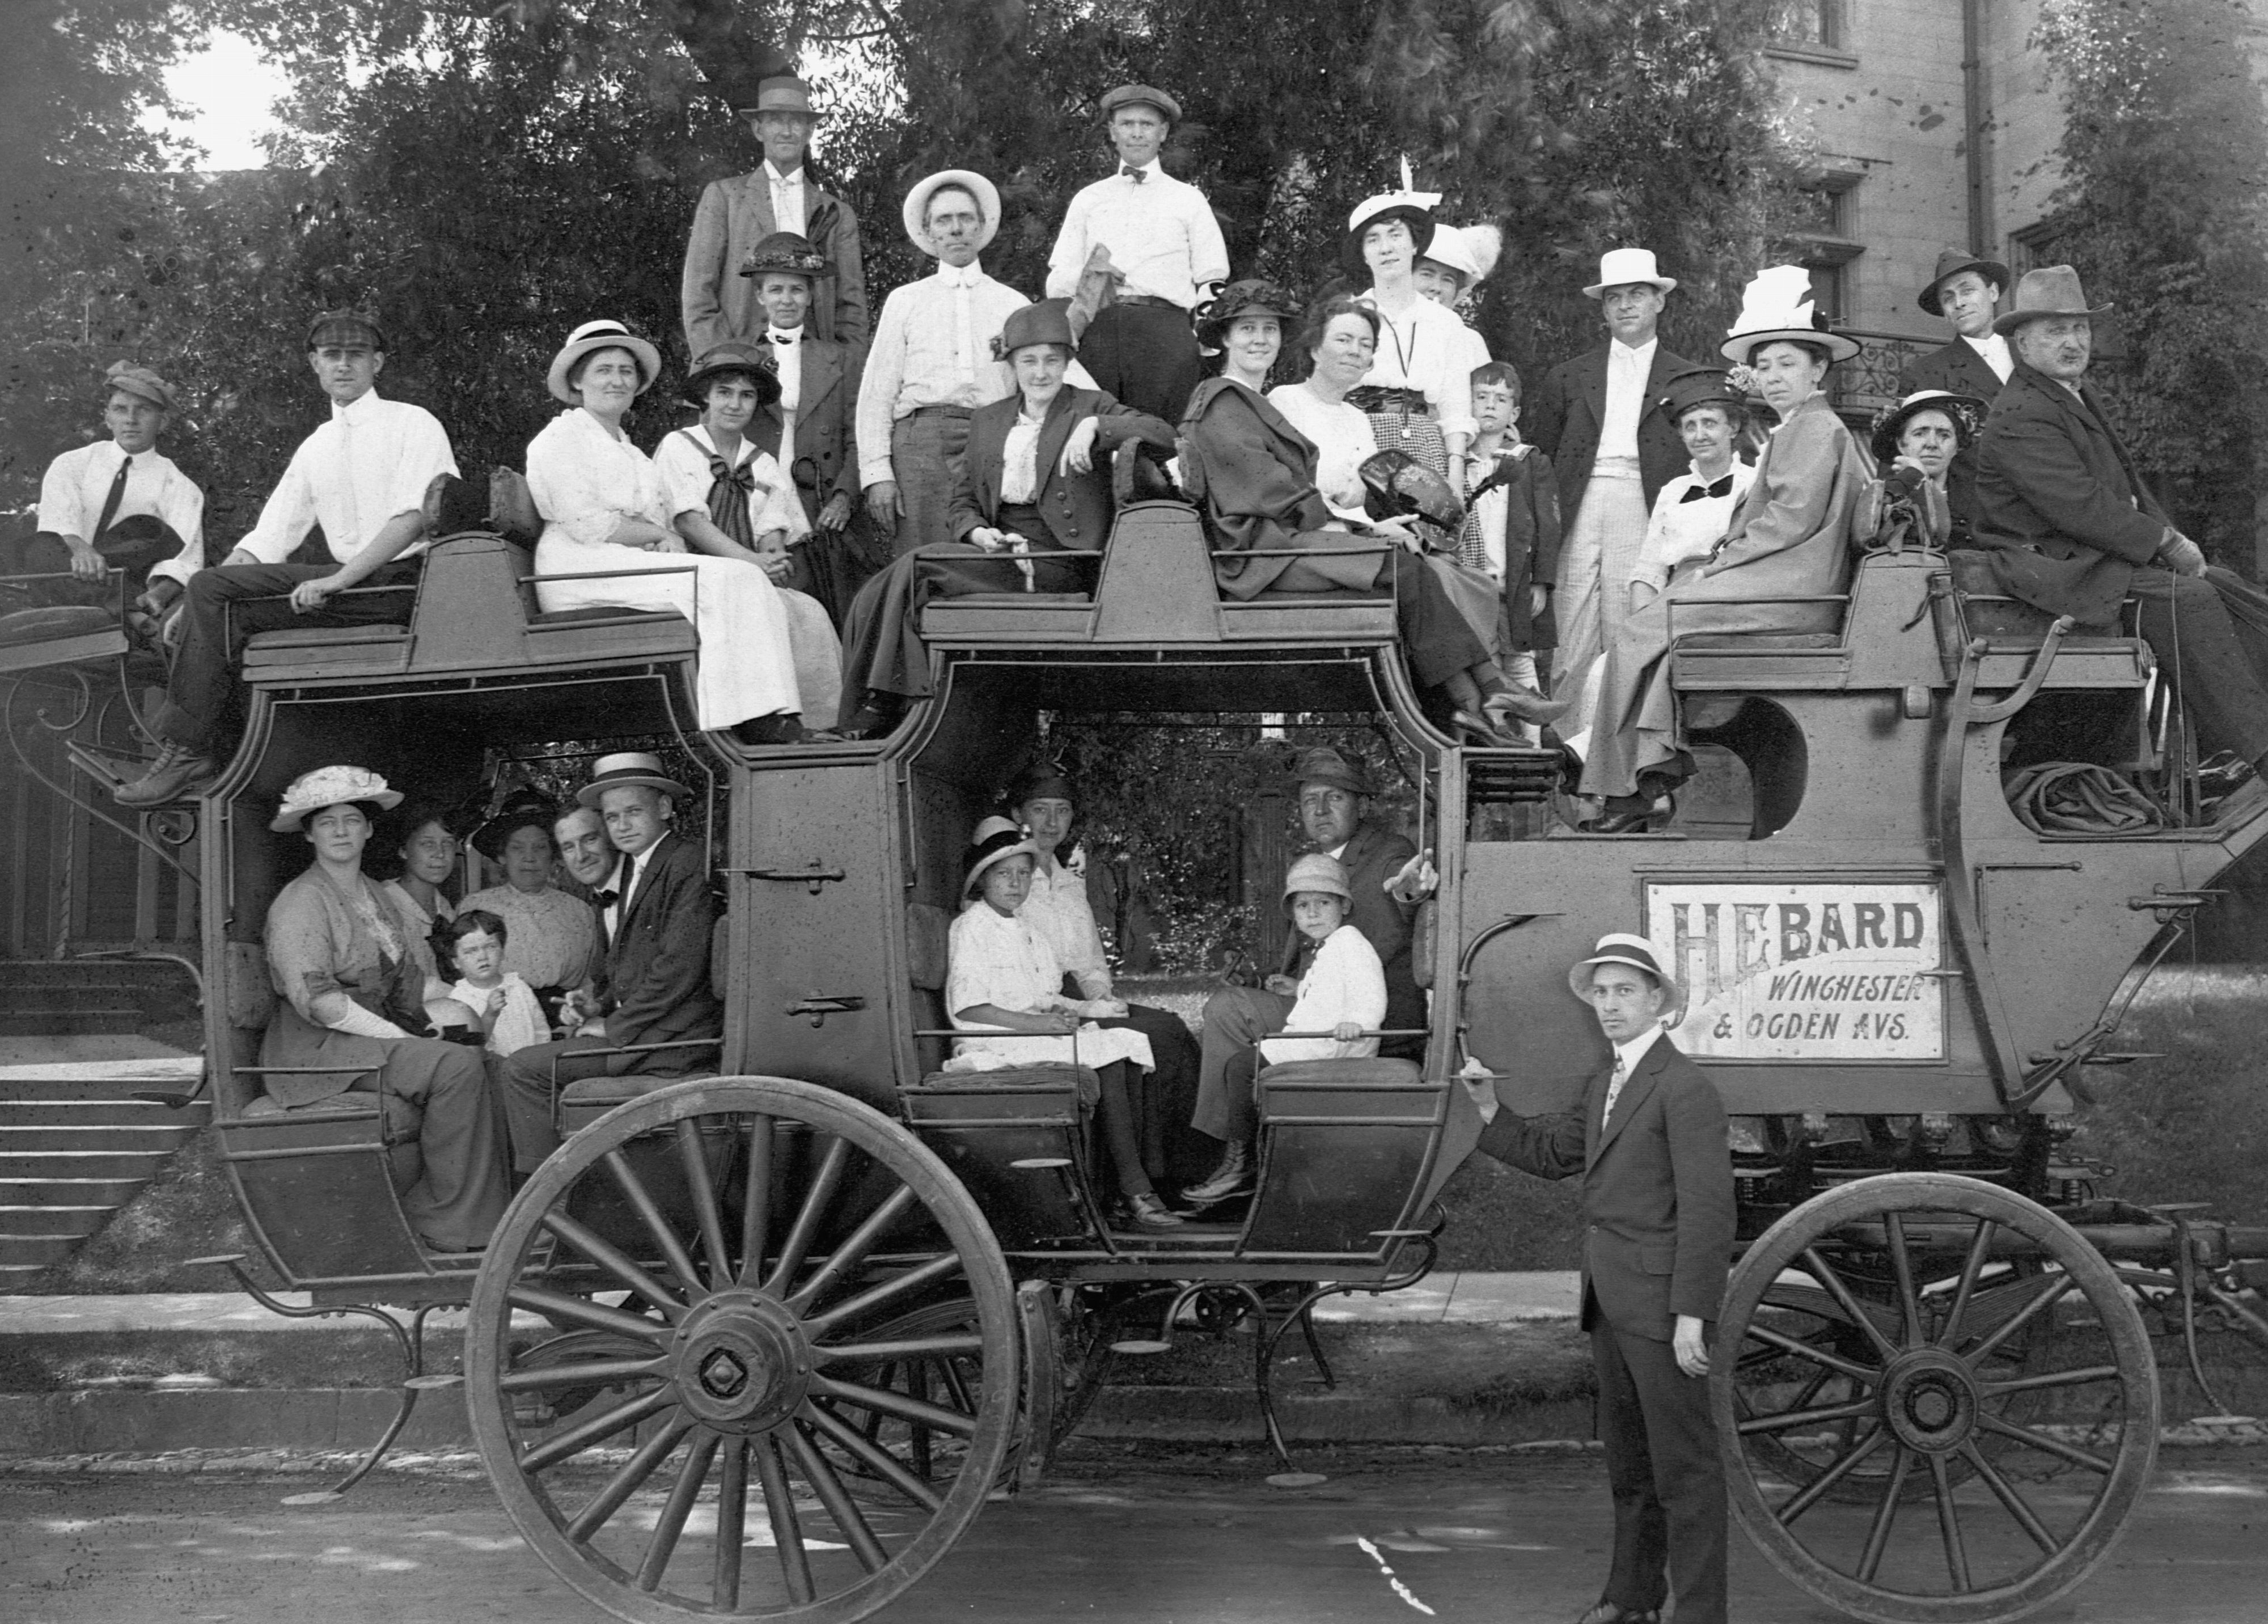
[1257,854,1388,1068]
[437,910,549,1059]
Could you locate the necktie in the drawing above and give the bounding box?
[93,452,133,541]
[1678,473,1737,503]
[1121,164,1146,183]
[1601,1052,1628,1131]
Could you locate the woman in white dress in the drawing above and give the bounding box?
[946,816,1180,1229]
[524,319,816,745]
[1344,186,1477,495]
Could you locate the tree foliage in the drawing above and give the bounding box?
[2033,0,2268,563]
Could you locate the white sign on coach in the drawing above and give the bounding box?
[1643,881,1947,1061]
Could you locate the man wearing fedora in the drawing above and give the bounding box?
[1462,934,1734,1624]
[5,361,204,635]
[1527,251,1696,720]
[1045,83,1228,425]
[500,753,723,1173]
[1183,746,1428,1205]
[1975,265,2268,779]
[837,299,1174,736]
[857,169,1034,558]
[116,310,458,808]
[682,75,867,356]
[1901,248,2014,525]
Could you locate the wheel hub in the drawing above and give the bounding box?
[1880,1346,1981,1455]
[668,1288,811,1434]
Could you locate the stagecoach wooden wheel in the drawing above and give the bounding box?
[464,1076,1018,1624]
[1715,1173,2157,1624]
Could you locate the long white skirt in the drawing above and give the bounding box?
[950,1024,1155,1073]
[777,589,843,732]
[534,532,801,729]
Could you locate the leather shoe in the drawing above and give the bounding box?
[1483,686,1571,727]
[1127,1191,1186,1229]
[115,741,219,808]
[1449,709,1523,748]
[1581,806,1661,835]
[1572,1604,1660,1624]
[1180,1142,1253,1206]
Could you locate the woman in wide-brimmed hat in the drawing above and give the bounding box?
[1342,173,1479,502]
[524,319,826,745]
[945,815,1183,1229]
[456,788,597,1029]
[1865,388,1988,550]
[256,766,509,1253]
[1570,268,1873,830]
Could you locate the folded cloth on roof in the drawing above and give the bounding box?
[2004,761,2162,836]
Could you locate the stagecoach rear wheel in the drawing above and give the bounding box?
[464,1076,1018,1624]
[1715,1173,2156,1624]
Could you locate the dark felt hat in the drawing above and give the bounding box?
[1656,367,1745,423]
[1918,247,2012,317]
[738,231,832,283]
[682,341,782,408]
[1360,448,1465,533]
[1991,265,2113,336]
[993,299,1078,360]
[469,787,560,862]
[1289,746,1374,799]
[1197,278,1299,349]
[1005,762,1077,807]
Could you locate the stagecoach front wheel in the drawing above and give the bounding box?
[1715,1172,2156,1624]
[464,1076,1017,1623]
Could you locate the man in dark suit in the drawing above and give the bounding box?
[1464,934,1733,1624]
[501,753,722,1172]
[834,299,1174,735]
[1183,746,1428,1205]
[1900,249,2015,528]
[1526,249,1694,707]
[1975,265,2268,774]
[681,75,868,353]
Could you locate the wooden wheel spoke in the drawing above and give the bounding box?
[1926,1452,1973,1591]
[934,1353,976,1415]
[1855,1445,1912,1584]
[1744,1321,1880,1384]
[737,1114,775,1288]
[519,1385,680,1473]
[713,1438,751,1609]
[1884,1212,1924,1349]
[763,1133,853,1295]
[1961,1273,2072,1366]
[1775,1424,1889,1528]
[1939,1218,1997,1349]
[812,1333,988,1366]
[1958,1440,2064,1555]
[788,1185,921,1314]
[498,1354,670,1393]
[790,1419,893,1572]
[603,1148,708,1300]
[802,1398,947,1511]
[564,1414,696,1540]
[635,1430,721,1591]
[803,1251,967,1340]
[1737,1394,1880,1438]
[507,1284,671,1345]
[750,1432,815,1603]
[673,1119,734,1292]
[1980,1363,2123,1398]
[812,1373,978,1439]
[538,1212,690,1323]
[1977,1413,2116,1474]
[1800,1246,1901,1363]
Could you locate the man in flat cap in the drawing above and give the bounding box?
[4,361,204,634]
[682,75,868,356]
[1901,248,2015,530]
[115,311,458,807]
[1045,83,1228,424]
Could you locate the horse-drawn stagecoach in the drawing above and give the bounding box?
[8,474,2268,1624]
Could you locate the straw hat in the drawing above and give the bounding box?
[1582,248,1677,299]
[272,765,403,833]
[734,76,820,119]
[1720,266,1860,366]
[1281,853,1354,915]
[902,169,1002,257]
[1422,224,1503,289]
[1344,181,1440,281]
[1869,390,1987,463]
[545,319,662,405]
[576,751,691,808]
[1567,933,1686,1024]
[962,814,1040,900]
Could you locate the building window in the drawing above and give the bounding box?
[1775,0,1845,50]
[2011,215,2072,278]
[1774,168,1865,325]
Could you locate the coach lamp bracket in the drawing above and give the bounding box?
[730,863,848,895]
[785,994,867,1028]
[2127,885,2226,923]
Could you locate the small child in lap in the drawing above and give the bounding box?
[439,909,549,1058]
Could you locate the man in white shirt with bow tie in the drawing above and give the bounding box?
[116,310,458,808]
[681,75,868,355]
[1045,83,1228,423]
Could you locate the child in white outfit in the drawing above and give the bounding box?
[439,909,549,1058]
[1260,853,1389,1066]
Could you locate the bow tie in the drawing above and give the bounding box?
[768,331,799,345]
[592,889,619,909]
[1120,164,1148,183]
[1679,473,1737,503]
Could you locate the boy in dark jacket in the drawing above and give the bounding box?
[1459,361,1562,739]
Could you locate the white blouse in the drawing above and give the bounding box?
[1635,459,1760,588]
[1019,853,1110,999]
[1267,384,1377,524]
[945,902,1152,1072]
[527,408,672,548]
[1355,290,1480,441]
[652,426,810,544]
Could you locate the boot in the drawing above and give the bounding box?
[115,739,220,807]
[1180,1141,1254,1206]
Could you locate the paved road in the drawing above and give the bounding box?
[5,1444,2264,1622]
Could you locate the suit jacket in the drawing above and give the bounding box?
[681,171,869,351]
[1276,821,1424,1041]
[1899,337,2007,535]
[749,334,862,520]
[1527,341,1696,521]
[598,832,722,1050]
[1974,363,2169,628]
[946,386,1175,553]
[1478,1035,1734,1340]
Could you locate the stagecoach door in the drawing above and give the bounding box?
[723,757,902,1110]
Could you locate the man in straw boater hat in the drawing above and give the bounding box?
[1527,249,1696,729]
[2,359,204,642]
[1044,82,1229,424]
[1462,934,1734,1624]
[115,308,463,808]
[500,752,723,1173]
[1975,265,2268,794]
[1900,246,2015,527]
[682,73,867,354]
[856,168,1034,558]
